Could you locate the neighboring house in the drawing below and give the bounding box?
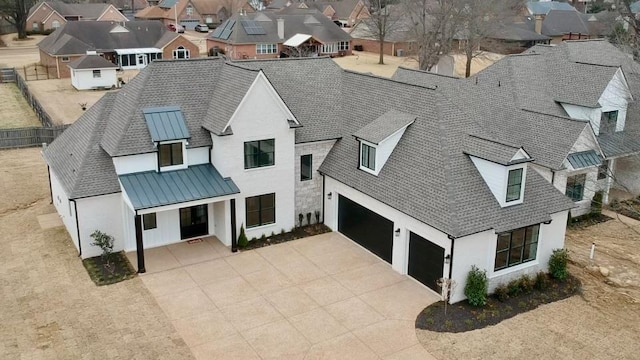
[291,0,370,27]
[487,23,551,53]
[44,56,575,304]
[511,9,591,45]
[525,0,577,16]
[394,39,640,216]
[207,10,351,59]
[349,15,414,56]
[37,20,199,78]
[27,0,128,32]
[135,0,253,29]
[68,54,119,90]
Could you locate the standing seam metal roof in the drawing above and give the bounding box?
[143,106,191,142]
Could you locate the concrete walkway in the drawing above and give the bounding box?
[136,232,440,359]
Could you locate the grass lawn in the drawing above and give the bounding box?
[0,83,41,128]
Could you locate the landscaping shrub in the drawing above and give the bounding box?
[549,248,569,280]
[507,278,522,296]
[494,284,509,302]
[591,191,603,215]
[535,271,550,290]
[238,225,248,248]
[464,266,488,307]
[90,230,114,261]
[519,275,535,294]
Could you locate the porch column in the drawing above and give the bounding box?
[603,158,616,205]
[135,214,146,273]
[231,199,238,253]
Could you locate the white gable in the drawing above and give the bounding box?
[470,156,527,207]
[110,25,129,33]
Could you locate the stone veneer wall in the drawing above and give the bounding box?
[294,140,336,225]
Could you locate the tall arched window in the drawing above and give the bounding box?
[172,46,190,59]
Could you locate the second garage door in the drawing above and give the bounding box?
[338,195,393,263]
[408,232,445,293]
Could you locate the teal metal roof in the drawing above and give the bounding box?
[143,106,190,142]
[119,164,239,210]
[567,150,601,170]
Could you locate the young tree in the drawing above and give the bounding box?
[363,0,402,64]
[404,0,462,71]
[0,0,36,39]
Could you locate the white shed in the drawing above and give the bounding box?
[68,55,119,90]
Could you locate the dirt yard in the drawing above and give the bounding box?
[0,147,193,359]
[0,83,41,128]
[417,218,640,359]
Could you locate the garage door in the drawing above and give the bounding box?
[180,19,199,30]
[408,232,444,293]
[338,195,393,263]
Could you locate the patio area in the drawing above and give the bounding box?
[135,232,440,359]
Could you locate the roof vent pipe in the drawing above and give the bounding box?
[277,18,284,40]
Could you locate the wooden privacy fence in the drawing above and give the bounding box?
[22,64,55,81]
[15,71,55,127]
[0,125,70,148]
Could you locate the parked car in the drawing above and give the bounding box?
[167,23,185,33]
[194,24,209,33]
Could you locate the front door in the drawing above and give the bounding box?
[180,205,208,239]
[136,54,148,68]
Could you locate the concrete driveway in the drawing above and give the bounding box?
[138,232,440,359]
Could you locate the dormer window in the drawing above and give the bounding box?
[600,110,618,135]
[361,143,376,171]
[506,168,523,202]
[159,142,183,167]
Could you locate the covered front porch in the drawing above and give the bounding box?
[119,164,241,273]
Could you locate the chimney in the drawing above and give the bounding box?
[534,14,543,34]
[277,18,284,40]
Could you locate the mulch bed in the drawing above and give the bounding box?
[242,224,332,250]
[82,251,137,286]
[568,212,612,229]
[415,274,581,333]
[609,198,640,221]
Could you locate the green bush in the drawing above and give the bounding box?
[494,284,509,302]
[535,271,550,291]
[90,230,114,261]
[591,191,603,215]
[507,278,522,296]
[464,266,488,307]
[549,248,569,280]
[238,225,248,248]
[519,275,535,294]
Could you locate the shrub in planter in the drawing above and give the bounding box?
[494,284,509,302]
[549,248,569,280]
[535,271,550,291]
[507,278,522,297]
[238,225,248,248]
[464,266,488,307]
[591,191,603,215]
[90,230,114,262]
[519,274,535,294]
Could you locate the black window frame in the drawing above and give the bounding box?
[244,139,275,169]
[158,142,183,167]
[92,69,101,78]
[301,154,312,181]
[494,224,540,271]
[143,213,157,230]
[361,142,376,171]
[566,173,586,202]
[600,110,618,135]
[245,193,276,228]
[506,168,523,202]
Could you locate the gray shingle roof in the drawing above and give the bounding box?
[43,93,121,199]
[464,135,531,166]
[29,1,113,20]
[208,10,350,45]
[541,9,590,36]
[526,1,576,15]
[38,20,180,55]
[68,54,119,70]
[119,164,240,210]
[353,109,415,145]
[392,67,458,88]
[143,106,191,142]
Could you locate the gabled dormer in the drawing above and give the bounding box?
[143,106,190,172]
[559,67,633,136]
[465,136,533,207]
[353,109,415,176]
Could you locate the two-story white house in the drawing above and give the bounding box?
[44,56,577,303]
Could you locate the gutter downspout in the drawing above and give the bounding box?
[321,174,325,223]
[73,200,81,257]
[55,56,60,79]
[47,166,53,204]
[447,234,455,302]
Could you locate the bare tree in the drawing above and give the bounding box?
[405,0,462,71]
[363,0,402,64]
[0,0,36,39]
[456,0,522,77]
[612,0,640,59]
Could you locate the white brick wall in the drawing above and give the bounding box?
[294,140,336,225]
